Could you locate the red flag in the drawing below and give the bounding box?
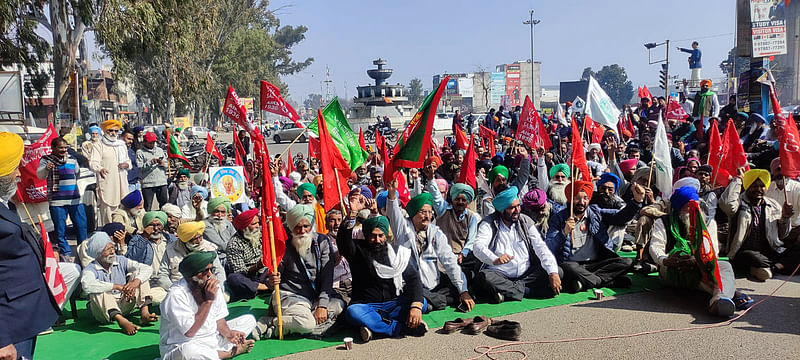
[584,114,604,144]
[479,136,485,149]
[456,134,477,188]
[641,85,654,106]
[232,126,246,167]
[570,118,591,182]
[41,222,67,308]
[317,109,352,212]
[516,95,552,150]
[479,125,496,140]
[454,128,469,150]
[223,86,259,139]
[286,149,295,174]
[381,135,393,184]
[308,136,321,159]
[16,123,58,203]
[710,119,750,182]
[395,170,410,206]
[768,84,800,178]
[205,133,223,162]
[259,139,287,273]
[666,99,690,121]
[358,128,367,151]
[260,80,302,128]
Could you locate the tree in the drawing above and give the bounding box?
[408,78,423,106]
[1,0,51,101]
[580,64,634,107]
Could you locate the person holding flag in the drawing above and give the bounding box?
[650,186,751,316]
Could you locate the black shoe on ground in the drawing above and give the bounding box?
[405,320,428,337]
[565,279,583,293]
[485,320,521,341]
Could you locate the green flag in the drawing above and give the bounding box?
[308,97,368,171]
[167,130,191,167]
[392,76,448,168]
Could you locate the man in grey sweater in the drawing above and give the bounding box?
[137,132,168,211]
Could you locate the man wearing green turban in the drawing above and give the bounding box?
[437,183,481,276]
[296,183,317,204]
[125,210,174,303]
[385,179,474,312]
[479,150,532,217]
[160,251,257,358]
[203,196,236,265]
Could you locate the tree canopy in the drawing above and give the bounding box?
[581,64,634,107]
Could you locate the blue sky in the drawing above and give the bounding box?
[273,0,737,103]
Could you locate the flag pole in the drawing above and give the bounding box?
[333,168,347,215]
[261,140,283,340]
[278,128,309,160]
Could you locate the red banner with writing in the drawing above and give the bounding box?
[260,80,303,128]
[516,95,552,150]
[16,123,58,203]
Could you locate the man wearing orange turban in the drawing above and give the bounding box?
[689,78,719,129]
[90,119,132,225]
[545,180,646,293]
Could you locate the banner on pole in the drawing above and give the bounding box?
[209,166,247,204]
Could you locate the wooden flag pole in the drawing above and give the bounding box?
[260,139,284,340]
[278,128,309,160]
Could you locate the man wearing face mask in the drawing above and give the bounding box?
[157,221,226,291]
[125,211,174,303]
[168,168,193,214]
[90,119,132,226]
[203,197,236,266]
[80,232,157,335]
[473,186,562,303]
[386,181,474,312]
[255,204,343,339]
[546,181,644,293]
[225,209,269,301]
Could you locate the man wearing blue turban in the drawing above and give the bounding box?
[471,186,562,303]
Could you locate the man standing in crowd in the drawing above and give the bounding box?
[138,132,169,211]
[90,119,131,226]
[38,136,88,260]
[122,130,140,193]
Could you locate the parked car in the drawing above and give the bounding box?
[272,121,309,143]
[184,126,216,141]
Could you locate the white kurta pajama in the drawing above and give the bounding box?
[90,139,131,226]
[159,279,255,360]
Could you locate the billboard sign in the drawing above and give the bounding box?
[458,78,473,98]
[505,64,521,107]
[749,0,787,57]
[490,72,505,105]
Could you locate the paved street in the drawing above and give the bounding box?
[278,275,800,359]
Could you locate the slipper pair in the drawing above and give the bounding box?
[734,293,754,311]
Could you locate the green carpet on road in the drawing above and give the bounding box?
[36,257,661,359]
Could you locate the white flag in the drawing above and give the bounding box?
[652,113,673,196]
[585,76,621,129]
[556,103,568,126]
[570,96,585,115]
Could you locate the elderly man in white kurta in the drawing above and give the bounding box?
[159,251,255,360]
[90,119,132,226]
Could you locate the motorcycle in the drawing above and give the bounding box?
[365,123,399,143]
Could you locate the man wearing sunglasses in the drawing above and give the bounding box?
[89,119,132,226]
[125,211,175,303]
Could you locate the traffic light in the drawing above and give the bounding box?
[659,63,668,90]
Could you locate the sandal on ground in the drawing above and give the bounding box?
[733,293,754,311]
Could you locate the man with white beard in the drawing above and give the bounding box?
[650,186,749,317]
[168,169,193,214]
[536,162,570,210]
[90,119,131,226]
[254,204,343,339]
[113,190,145,236]
[203,197,236,266]
[157,221,226,291]
[225,209,269,301]
[125,211,174,303]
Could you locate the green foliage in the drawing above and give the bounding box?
[581,64,634,107]
[0,0,51,100]
[408,78,423,106]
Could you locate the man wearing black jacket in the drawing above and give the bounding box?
[338,216,428,342]
[0,132,60,360]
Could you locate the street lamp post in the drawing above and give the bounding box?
[644,40,671,99]
[523,10,540,105]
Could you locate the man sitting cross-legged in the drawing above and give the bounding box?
[125,211,174,303]
[159,251,256,360]
[472,186,562,303]
[385,180,474,312]
[254,204,344,339]
[338,216,429,342]
[225,209,269,301]
[651,186,748,317]
[80,232,157,335]
[546,180,643,293]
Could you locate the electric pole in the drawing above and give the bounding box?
[523,10,540,106]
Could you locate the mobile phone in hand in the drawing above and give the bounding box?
[456,301,469,313]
